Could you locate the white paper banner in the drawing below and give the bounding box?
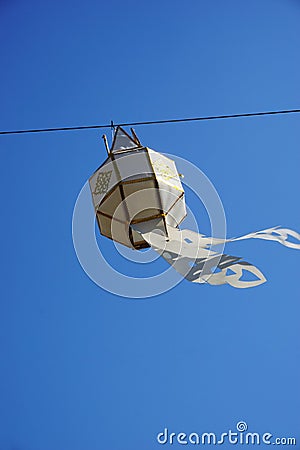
[132,224,300,289]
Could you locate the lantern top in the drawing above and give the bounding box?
[110,126,141,153]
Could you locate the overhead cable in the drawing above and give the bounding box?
[0,108,299,136]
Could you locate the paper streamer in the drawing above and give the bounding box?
[132,224,300,289]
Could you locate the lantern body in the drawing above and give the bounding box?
[89,128,186,249]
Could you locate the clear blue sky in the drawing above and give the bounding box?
[0,0,299,449]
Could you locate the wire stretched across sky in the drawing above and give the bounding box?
[0,108,299,136]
